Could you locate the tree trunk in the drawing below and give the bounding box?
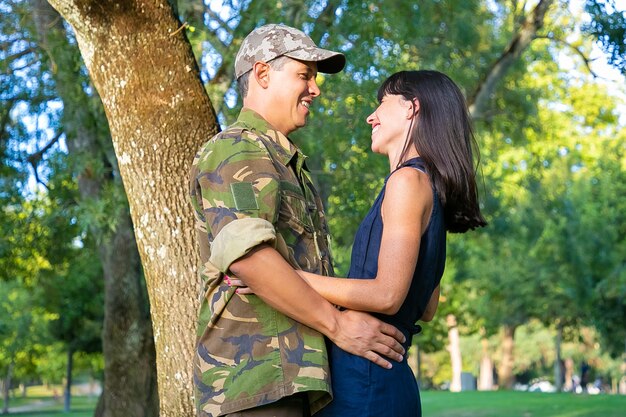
[498,324,517,389]
[478,336,494,391]
[64,348,73,412]
[98,214,159,417]
[554,323,563,392]
[32,3,159,416]
[468,0,555,119]
[620,348,626,395]
[446,314,462,392]
[564,357,574,391]
[45,1,219,415]
[1,363,13,414]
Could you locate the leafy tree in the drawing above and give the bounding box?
[0,278,52,412]
[1,0,160,414]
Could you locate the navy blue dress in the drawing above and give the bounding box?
[316,157,446,417]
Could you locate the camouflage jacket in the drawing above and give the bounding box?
[189,109,334,416]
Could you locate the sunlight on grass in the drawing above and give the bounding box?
[421,391,626,417]
[3,388,625,417]
[1,384,99,417]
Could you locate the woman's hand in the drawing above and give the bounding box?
[224,274,254,294]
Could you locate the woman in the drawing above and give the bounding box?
[235,70,486,416]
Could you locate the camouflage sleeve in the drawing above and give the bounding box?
[194,134,281,273]
[210,217,275,272]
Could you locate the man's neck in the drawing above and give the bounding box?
[242,98,291,136]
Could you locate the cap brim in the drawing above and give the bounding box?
[284,47,346,74]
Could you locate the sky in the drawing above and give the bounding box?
[569,0,626,124]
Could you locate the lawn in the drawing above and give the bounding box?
[1,385,98,417]
[422,390,626,417]
[2,389,625,416]
[1,397,97,417]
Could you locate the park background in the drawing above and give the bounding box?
[2,0,626,416]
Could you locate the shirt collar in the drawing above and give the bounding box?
[234,108,298,166]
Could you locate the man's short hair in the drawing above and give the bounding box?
[237,55,292,99]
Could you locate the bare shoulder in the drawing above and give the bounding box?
[386,167,432,200]
[383,167,433,222]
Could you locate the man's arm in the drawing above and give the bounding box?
[230,244,406,369]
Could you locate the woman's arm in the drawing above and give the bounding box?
[299,167,433,314]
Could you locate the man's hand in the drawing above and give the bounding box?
[331,310,406,369]
[228,246,406,369]
[225,274,406,368]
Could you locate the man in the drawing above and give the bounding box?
[190,24,405,417]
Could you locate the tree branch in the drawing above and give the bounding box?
[0,99,17,144]
[468,0,555,120]
[3,46,38,68]
[535,35,601,78]
[27,130,62,168]
[310,0,342,45]
[25,130,61,192]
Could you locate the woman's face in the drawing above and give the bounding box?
[366,94,414,157]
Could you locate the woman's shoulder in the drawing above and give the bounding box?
[384,166,433,210]
[387,164,431,191]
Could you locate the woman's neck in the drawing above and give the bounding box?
[388,147,419,172]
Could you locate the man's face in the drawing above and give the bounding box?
[265,58,320,135]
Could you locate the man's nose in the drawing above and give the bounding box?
[309,79,320,97]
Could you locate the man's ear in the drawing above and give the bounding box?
[253,62,271,88]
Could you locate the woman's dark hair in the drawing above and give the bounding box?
[377,70,487,233]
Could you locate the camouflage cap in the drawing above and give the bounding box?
[235,24,346,78]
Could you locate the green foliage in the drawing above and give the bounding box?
[0,179,103,387]
[0,280,55,383]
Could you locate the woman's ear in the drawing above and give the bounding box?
[407,98,420,119]
[252,62,271,88]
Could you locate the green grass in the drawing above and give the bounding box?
[1,395,97,417]
[3,389,625,416]
[421,390,626,417]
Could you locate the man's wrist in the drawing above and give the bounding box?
[320,307,341,342]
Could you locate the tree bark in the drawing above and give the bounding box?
[446,314,462,392]
[478,336,494,391]
[564,357,574,391]
[498,324,517,389]
[31,2,159,416]
[468,0,555,119]
[64,348,73,412]
[44,1,219,415]
[554,323,563,392]
[1,363,13,414]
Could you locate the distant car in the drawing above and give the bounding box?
[513,383,529,391]
[528,380,556,393]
